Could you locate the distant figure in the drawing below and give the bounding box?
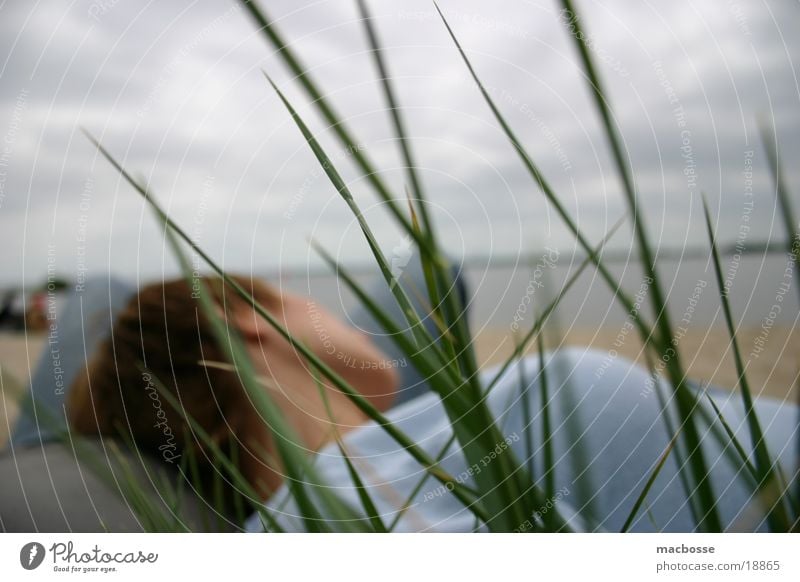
[0,290,26,331]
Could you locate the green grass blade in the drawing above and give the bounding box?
[238,0,442,271]
[184,434,212,531]
[159,207,373,532]
[228,441,248,525]
[356,0,449,339]
[760,168,800,524]
[355,0,436,241]
[310,240,534,530]
[432,3,656,352]
[554,0,666,326]
[106,442,168,531]
[554,0,720,531]
[310,240,466,394]
[701,195,772,467]
[264,73,447,356]
[405,191,458,360]
[433,5,713,525]
[24,391,190,532]
[386,433,458,531]
[310,364,387,532]
[621,425,683,532]
[140,367,286,533]
[241,0,473,389]
[264,78,533,528]
[758,121,800,302]
[333,439,388,532]
[536,336,557,530]
[644,360,699,522]
[486,217,624,393]
[515,333,535,481]
[701,194,790,530]
[703,392,759,484]
[84,131,486,523]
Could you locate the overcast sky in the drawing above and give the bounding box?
[1,0,798,288]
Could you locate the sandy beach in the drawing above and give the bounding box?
[474,325,799,401]
[0,332,43,448]
[2,325,798,448]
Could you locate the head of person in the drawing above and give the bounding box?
[67,275,397,511]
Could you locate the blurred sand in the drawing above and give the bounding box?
[474,325,800,401]
[0,332,44,448]
[1,326,798,448]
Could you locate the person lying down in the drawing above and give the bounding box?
[67,276,799,532]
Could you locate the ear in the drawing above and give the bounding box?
[224,302,268,343]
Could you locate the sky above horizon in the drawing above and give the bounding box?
[1,0,799,288]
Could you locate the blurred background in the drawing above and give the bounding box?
[1,0,798,444]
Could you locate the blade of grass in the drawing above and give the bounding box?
[432,3,656,354]
[228,440,248,525]
[310,240,534,530]
[701,194,790,530]
[158,207,371,532]
[554,0,720,531]
[389,269,603,533]
[443,0,705,511]
[387,254,604,532]
[210,454,227,531]
[758,121,800,302]
[536,335,557,530]
[85,130,489,525]
[432,12,702,509]
[263,76,536,528]
[539,274,600,526]
[385,432,458,531]
[515,332,535,481]
[310,240,467,399]
[356,0,448,331]
[486,217,625,393]
[310,364,388,532]
[242,1,475,396]
[645,359,698,522]
[26,393,185,531]
[106,441,171,531]
[405,188,456,362]
[240,0,478,401]
[704,392,759,484]
[265,72,450,360]
[109,423,206,532]
[238,0,443,270]
[355,0,436,244]
[269,69,479,403]
[518,330,580,532]
[312,249,580,531]
[555,0,667,336]
[795,374,800,520]
[758,120,800,517]
[184,432,212,531]
[141,367,286,533]
[333,441,388,532]
[621,424,684,532]
[29,398,189,532]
